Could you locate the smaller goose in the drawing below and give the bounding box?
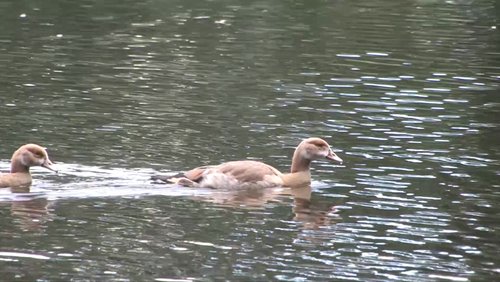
[152,137,342,189]
[0,144,57,188]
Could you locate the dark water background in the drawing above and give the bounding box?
[0,0,499,281]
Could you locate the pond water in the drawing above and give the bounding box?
[0,0,499,281]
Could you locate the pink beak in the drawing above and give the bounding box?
[326,150,343,164]
[42,159,58,173]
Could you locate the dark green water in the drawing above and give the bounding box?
[0,0,499,281]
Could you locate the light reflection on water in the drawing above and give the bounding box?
[0,150,492,281]
[0,0,499,281]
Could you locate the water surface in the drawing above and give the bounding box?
[0,0,499,281]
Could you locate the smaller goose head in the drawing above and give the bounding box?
[10,144,57,173]
[299,137,343,163]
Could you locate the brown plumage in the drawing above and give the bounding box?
[151,137,342,189]
[0,144,57,188]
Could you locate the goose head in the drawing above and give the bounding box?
[291,138,342,173]
[300,137,343,163]
[11,144,57,173]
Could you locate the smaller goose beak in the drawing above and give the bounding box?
[42,159,58,173]
[326,150,343,164]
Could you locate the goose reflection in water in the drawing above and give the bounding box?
[3,186,52,232]
[190,184,341,229]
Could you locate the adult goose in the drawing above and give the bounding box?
[151,137,342,189]
[0,144,57,188]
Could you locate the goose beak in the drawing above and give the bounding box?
[42,159,58,173]
[326,150,343,164]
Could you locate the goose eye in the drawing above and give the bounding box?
[29,149,45,158]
